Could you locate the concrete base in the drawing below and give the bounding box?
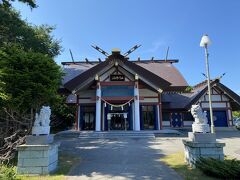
[188,132,216,143]
[26,135,54,145]
[17,143,59,175]
[182,139,225,167]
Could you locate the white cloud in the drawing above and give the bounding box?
[142,40,166,54]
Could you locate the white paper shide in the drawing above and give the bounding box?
[32,106,51,135]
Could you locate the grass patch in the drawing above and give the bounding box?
[18,152,80,180]
[160,152,218,180]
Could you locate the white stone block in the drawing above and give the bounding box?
[17,167,43,174]
[182,139,225,167]
[32,126,50,136]
[17,143,59,175]
[17,145,49,151]
[23,157,48,167]
[200,148,218,155]
[17,158,24,166]
[43,150,49,157]
[188,132,216,143]
[18,151,31,158]
[26,135,54,145]
[192,124,210,133]
[29,150,43,158]
[42,167,49,174]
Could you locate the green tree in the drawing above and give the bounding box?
[185,86,193,92]
[0,1,66,161]
[233,111,240,118]
[0,44,63,113]
[0,3,63,113]
[0,71,8,100]
[51,96,75,131]
[0,6,61,57]
[1,0,37,8]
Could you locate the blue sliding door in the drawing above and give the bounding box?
[206,111,228,127]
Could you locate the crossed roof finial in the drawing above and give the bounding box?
[91,44,141,58]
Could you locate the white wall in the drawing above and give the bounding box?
[139,89,158,103]
[183,121,193,126]
[139,89,158,96]
[201,102,227,108]
[162,121,170,126]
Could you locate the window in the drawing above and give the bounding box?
[162,112,171,121]
[82,106,95,130]
[142,105,155,130]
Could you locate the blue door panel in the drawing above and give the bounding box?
[206,111,228,127]
[171,113,182,127]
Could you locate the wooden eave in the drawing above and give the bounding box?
[64,54,172,93]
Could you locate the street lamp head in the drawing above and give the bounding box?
[200,34,211,47]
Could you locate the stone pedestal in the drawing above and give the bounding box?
[192,123,210,133]
[32,126,50,135]
[182,133,225,167]
[188,132,216,143]
[25,134,54,145]
[17,135,59,175]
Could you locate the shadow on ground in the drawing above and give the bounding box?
[54,136,182,180]
[53,128,240,179]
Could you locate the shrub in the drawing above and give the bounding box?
[0,164,18,180]
[196,158,240,179]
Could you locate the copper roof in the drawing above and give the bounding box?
[62,66,240,110]
[162,78,240,111]
[62,63,96,84]
[162,92,192,110]
[62,59,188,90]
[63,53,178,92]
[136,62,188,87]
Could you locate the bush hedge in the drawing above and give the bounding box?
[0,164,18,180]
[196,158,240,179]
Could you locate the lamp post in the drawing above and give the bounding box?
[200,34,215,133]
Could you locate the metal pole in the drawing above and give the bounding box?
[204,45,215,133]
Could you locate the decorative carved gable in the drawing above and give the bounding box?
[99,66,134,82]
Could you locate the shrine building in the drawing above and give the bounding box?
[60,48,240,131]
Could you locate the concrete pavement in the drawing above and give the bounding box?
[55,129,240,179]
[58,137,182,180]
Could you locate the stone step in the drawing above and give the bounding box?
[55,129,182,139]
[79,133,154,136]
[78,132,155,139]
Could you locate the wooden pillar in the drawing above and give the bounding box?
[75,95,79,130]
[95,81,101,131]
[158,93,163,130]
[102,102,105,131]
[78,105,81,130]
[134,77,140,131]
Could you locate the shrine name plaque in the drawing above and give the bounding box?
[110,75,125,81]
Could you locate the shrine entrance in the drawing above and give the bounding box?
[107,113,128,130]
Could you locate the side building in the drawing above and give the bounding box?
[60,49,240,131]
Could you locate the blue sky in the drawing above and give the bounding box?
[13,0,240,93]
